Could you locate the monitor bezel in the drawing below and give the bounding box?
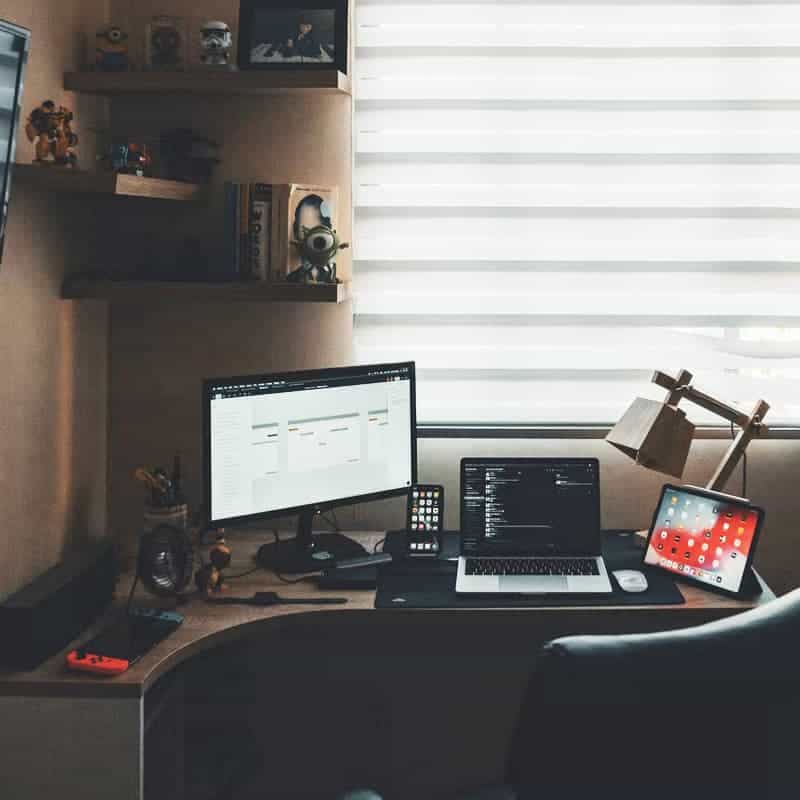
[203,361,418,527]
[0,19,30,264]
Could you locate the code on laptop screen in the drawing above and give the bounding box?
[461,459,600,555]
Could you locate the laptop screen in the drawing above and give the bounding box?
[460,458,601,555]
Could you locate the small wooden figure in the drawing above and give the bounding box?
[25,101,78,166]
[195,532,232,596]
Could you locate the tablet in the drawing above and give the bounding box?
[643,484,765,597]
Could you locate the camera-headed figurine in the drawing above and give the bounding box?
[288,224,348,284]
[200,21,233,67]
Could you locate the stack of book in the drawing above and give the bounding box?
[224,182,339,282]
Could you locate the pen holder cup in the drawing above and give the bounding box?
[143,503,189,535]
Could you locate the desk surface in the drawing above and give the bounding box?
[0,530,775,698]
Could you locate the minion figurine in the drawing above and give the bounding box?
[25,101,78,166]
[95,25,129,72]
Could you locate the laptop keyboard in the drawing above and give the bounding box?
[464,557,600,577]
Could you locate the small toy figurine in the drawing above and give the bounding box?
[123,142,151,176]
[25,101,78,166]
[102,139,152,176]
[288,224,349,284]
[146,16,186,71]
[95,25,129,72]
[199,21,233,68]
[195,532,232,596]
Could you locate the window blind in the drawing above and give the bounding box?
[352,2,800,426]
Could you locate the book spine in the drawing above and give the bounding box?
[239,183,250,280]
[250,183,271,281]
[271,185,286,283]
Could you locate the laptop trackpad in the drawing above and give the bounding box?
[499,576,569,592]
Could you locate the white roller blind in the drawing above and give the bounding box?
[352,1,800,425]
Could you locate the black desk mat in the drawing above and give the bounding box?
[375,531,685,609]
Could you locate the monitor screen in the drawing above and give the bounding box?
[460,458,600,555]
[204,362,416,525]
[0,21,29,262]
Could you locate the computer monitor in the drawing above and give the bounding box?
[0,20,30,263]
[203,361,417,572]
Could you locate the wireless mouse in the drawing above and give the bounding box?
[613,569,648,593]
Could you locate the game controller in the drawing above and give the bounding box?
[65,607,184,676]
[65,649,129,676]
[129,608,183,624]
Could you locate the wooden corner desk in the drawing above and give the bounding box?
[0,531,775,800]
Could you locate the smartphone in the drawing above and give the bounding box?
[406,484,444,557]
[65,608,183,676]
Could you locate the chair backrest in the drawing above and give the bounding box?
[507,588,800,800]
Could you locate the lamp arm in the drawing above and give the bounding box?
[706,399,770,493]
[681,386,750,427]
[651,370,749,426]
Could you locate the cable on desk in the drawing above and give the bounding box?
[373,537,386,553]
[319,510,340,531]
[125,572,140,616]
[274,572,317,585]
[268,530,319,584]
[225,565,262,580]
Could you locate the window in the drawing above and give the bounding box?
[352,2,800,425]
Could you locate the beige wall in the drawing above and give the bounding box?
[0,0,109,600]
[104,1,354,552]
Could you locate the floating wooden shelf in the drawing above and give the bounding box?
[64,69,351,96]
[14,165,203,201]
[61,278,352,304]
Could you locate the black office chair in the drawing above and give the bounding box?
[343,586,800,800]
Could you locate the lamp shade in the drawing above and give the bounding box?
[606,397,695,478]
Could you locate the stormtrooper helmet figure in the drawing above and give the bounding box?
[200,21,232,67]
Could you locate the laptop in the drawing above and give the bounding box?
[456,457,613,594]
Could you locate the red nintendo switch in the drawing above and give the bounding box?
[643,484,764,597]
[66,608,183,676]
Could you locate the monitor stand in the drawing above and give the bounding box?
[255,508,367,574]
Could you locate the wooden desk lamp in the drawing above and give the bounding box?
[606,369,769,494]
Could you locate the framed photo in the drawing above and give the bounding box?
[237,1,347,72]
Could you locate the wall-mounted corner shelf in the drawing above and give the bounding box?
[14,165,203,201]
[64,69,351,96]
[61,278,352,304]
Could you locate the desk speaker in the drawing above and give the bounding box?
[0,540,117,670]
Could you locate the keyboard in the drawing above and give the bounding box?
[464,557,600,577]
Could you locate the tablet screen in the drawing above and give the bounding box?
[644,486,761,593]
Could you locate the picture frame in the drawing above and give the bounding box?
[237,0,347,73]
